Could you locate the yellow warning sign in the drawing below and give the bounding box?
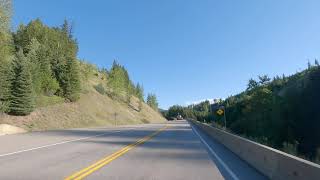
[217,109,224,115]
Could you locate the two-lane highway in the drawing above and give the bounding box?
[0,120,267,180]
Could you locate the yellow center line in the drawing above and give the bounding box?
[65,125,169,180]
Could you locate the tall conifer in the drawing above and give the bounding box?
[9,50,34,115]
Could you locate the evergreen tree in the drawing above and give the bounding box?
[25,38,42,93]
[126,81,135,104]
[108,60,133,99]
[247,78,259,90]
[63,57,80,102]
[108,60,122,97]
[258,75,271,85]
[14,19,79,99]
[308,61,312,69]
[9,50,34,115]
[38,45,59,96]
[135,83,144,111]
[61,19,73,39]
[146,93,158,110]
[135,83,144,101]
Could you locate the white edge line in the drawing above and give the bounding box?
[0,130,125,157]
[190,124,240,180]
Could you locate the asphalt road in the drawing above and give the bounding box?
[0,120,267,180]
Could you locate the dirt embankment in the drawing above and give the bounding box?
[0,91,165,132]
[0,79,166,134]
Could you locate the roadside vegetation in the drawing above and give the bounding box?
[146,93,159,111]
[167,63,320,164]
[0,0,159,116]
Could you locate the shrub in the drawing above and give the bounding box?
[0,100,9,113]
[68,93,80,102]
[42,76,59,96]
[94,83,106,95]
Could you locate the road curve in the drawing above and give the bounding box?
[0,120,267,180]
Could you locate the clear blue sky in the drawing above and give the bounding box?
[13,0,320,109]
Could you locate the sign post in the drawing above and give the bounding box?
[217,106,227,130]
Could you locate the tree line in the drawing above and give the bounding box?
[0,12,80,115]
[0,0,159,115]
[167,61,320,163]
[165,100,213,122]
[105,60,159,111]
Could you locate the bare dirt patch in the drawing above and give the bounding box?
[0,124,26,136]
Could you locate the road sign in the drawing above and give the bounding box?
[217,109,224,115]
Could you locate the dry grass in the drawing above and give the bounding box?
[0,72,166,131]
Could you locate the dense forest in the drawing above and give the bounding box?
[0,0,158,116]
[166,63,320,163]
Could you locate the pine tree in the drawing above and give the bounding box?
[258,75,271,85]
[26,38,59,95]
[247,78,259,90]
[14,19,79,100]
[38,45,59,96]
[108,60,121,97]
[147,93,159,111]
[9,50,34,115]
[107,60,132,100]
[64,57,80,102]
[61,19,73,39]
[126,81,134,105]
[25,38,42,93]
[135,83,144,101]
[308,61,312,69]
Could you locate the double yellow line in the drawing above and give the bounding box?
[65,125,168,180]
